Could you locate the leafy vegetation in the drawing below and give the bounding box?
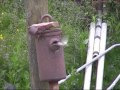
[0,0,29,89]
[0,0,120,89]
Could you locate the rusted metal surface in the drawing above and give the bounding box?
[29,22,59,35]
[34,29,66,81]
[29,14,59,35]
[40,14,53,22]
[29,15,66,82]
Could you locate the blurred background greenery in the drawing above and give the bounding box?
[0,0,120,89]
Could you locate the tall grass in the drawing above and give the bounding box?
[0,0,120,89]
[0,0,30,89]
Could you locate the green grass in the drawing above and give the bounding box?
[0,1,30,89]
[0,0,120,89]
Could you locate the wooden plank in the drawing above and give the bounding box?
[49,82,59,90]
[24,0,49,89]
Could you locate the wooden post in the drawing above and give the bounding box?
[24,0,49,89]
[49,81,59,90]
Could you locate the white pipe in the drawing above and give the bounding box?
[58,74,71,84]
[93,18,102,57]
[58,44,120,84]
[93,38,100,57]
[76,44,120,73]
[96,23,107,89]
[83,22,96,89]
[107,74,120,90]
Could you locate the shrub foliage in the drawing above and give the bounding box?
[0,0,120,89]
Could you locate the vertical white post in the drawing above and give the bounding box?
[83,22,95,89]
[96,23,107,89]
[93,18,102,57]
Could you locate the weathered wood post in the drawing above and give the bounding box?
[24,0,49,89]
